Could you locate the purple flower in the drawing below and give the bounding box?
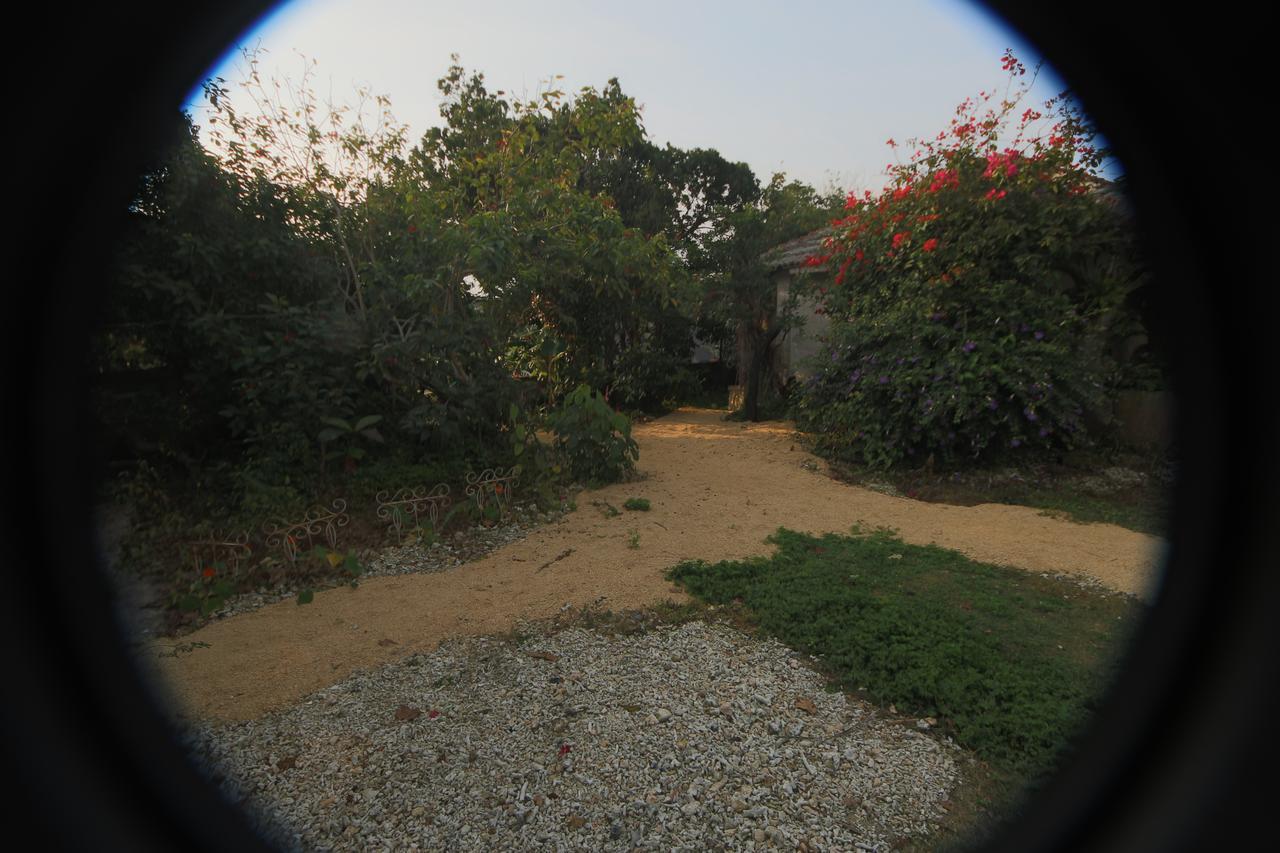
[1034,330,1045,340]
[1039,427,1050,437]
[931,312,945,321]
[849,369,862,383]
[987,398,998,410]
[962,341,977,352]
[1011,438,1022,448]
[878,375,889,384]
[1024,407,1038,422]
[1018,323,1030,333]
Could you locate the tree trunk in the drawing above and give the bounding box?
[741,324,782,422]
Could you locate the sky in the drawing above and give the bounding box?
[183,0,1107,196]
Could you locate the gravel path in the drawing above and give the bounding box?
[184,621,959,851]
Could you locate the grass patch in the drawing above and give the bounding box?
[667,526,1145,783]
[623,497,651,511]
[820,449,1172,536]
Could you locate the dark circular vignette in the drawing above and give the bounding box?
[3,3,1274,851]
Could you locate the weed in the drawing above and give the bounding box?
[626,530,640,549]
[623,497,651,511]
[592,500,620,518]
[156,640,211,658]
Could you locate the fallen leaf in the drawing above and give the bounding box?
[566,815,586,829]
[377,638,398,647]
[428,709,440,719]
[394,704,422,722]
[276,755,297,771]
[527,651,560,662]
[795,697,818,714]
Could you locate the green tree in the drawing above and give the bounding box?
[699,174,843,421]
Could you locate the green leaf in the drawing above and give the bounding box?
[297,589,315,605]
[353,414,383,432]
[360,427,385,443]
[319,416,353,431]
[318,428,343,443]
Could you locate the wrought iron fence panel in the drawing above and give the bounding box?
[375,483,451,542]
[181,530,252,576]
[465,467,518,519]
[263,499,350,562]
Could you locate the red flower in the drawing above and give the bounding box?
[834,257,852,286]
[922,238,939,253]
[202,566,216,579]
[854,249,865,262]
[891,231,910,249]
[408,224,418,233]
[428,709,440,719]
[558,743,571,757]
[985,188,1007,201]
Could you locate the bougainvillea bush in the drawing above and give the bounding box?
[792,51,1144,468]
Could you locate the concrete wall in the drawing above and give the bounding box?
[775,269,831,379]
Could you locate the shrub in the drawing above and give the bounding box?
[792,51,1144,468]
[546,384,638,485]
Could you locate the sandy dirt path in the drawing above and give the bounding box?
[148,408,1163,723]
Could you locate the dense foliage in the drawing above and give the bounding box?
[792,52,1148,468]
[95,51,817,572]
[545,384,640,485]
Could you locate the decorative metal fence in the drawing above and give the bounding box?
[465,467,518,519]
[375,484,451,542]
[180,530,252,576]
[263,499,350,562]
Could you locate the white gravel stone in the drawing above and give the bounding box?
[182,621,960,851]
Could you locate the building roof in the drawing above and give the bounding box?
[760,228,833,272]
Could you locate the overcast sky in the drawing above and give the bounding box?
[184,0,1102,195]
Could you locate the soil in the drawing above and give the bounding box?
[144,408,1164,724]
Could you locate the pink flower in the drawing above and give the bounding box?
[922,238,939,253]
